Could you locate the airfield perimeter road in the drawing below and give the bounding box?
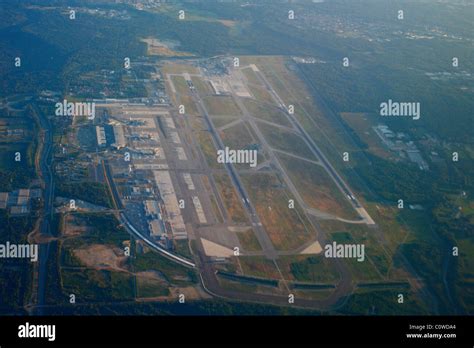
[186,70,354,310]
[199,61,439,313]
[195,240,352,311]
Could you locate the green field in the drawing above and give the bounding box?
[219,122,267,169]
[203,96,241,116]
[136,277,170,298]
[257,121,315,160]
[277,255,340,284]
[55,182,113,209]
[213,173,248,224]
[133,249,197,287]
[340,112,392,160]
[192,76,213,96]
[319,220,395,281]
[169,75,199,115]
[243,98,292,127]
[173,239,193,260]
[196,130,223,169]
[336,289,429,315]
[236,229,262,252]
[61,269,134,302]
[278,153,359,220]
[238,256,281,279]
[210,115,239,129]
[241,67,263,86]
[220,122,255,150]
[247,84,276,105]
[241,173,316,251]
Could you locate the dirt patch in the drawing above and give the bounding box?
[218,19,237,27]
[201,238,235,258]
[169,286,201,300]
[63,214,89,237]
[136,270,166,282]
[73,244,128,272]
[300,241,322,255]
[141,38,193,57]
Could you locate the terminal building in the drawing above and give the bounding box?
[148,219,166,238]
[144,200,160,217]
[112,125,126,149]
[95,126,106,146]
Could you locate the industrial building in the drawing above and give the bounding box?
[144,200,160,217]
[0,192,8,209]
[112,125,126,149]
[96,126,106,146]
[148,219,166,238]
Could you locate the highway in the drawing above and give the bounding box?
[102,159,123,210]
[31,101,54,315]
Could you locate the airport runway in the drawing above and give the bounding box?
[252,66,374,224]
[190,88,279,261]
[180,67,355,310]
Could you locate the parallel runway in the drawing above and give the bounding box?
[191,90,278,260]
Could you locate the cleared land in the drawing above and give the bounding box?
[133,247,197,286]
[136,275,170,298]
[141,38,193,57]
